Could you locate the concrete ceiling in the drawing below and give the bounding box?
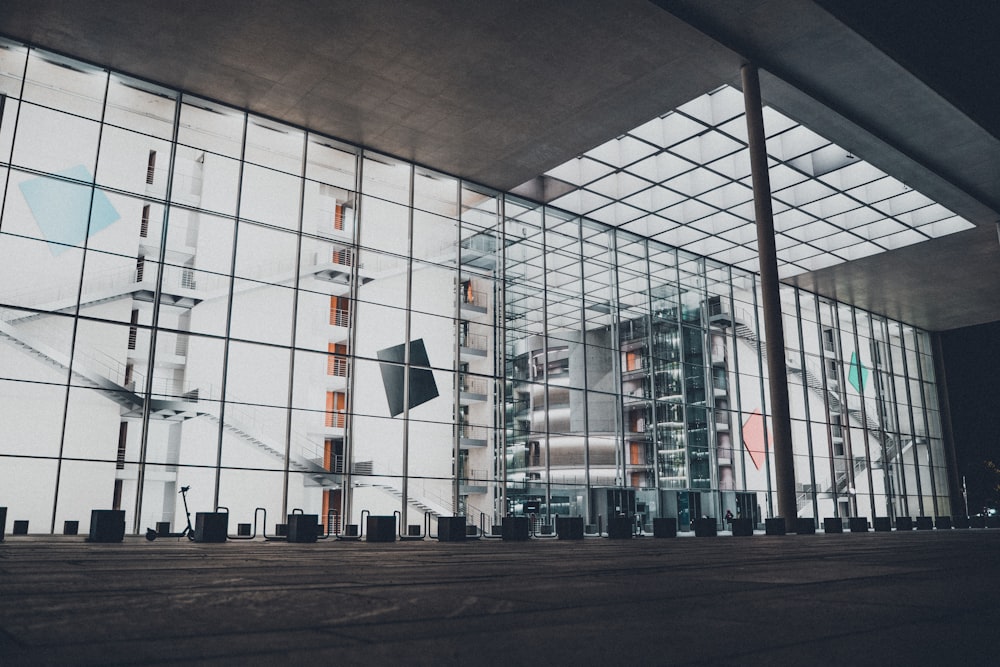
[2,0,999,332]
[660,0,1000,332]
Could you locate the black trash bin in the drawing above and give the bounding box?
[730,517,753,537]
[366,515,396,542]
[287,513,319,543]
[694,517,717,537]
[607,515,633,539]
[437,516,466,542]
[502,516,530,541]
[194,512,228,543]
[88,510,125,543]
[795,518,816,534]
[823,517,843,534]
[848,517,869,533]
[556,516,584,540]
[652,517,677,538]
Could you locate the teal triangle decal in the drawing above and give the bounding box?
[848,351,868,392]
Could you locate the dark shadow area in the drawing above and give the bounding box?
[941,321,1000,512]
[817,0,1000,142]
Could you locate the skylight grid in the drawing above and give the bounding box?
[540,84,974,278]
[587,201,647,226]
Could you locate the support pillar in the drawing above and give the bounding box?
[931,332,964,517]
[741,64,797,532]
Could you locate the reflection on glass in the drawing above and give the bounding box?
[0,37,952,534]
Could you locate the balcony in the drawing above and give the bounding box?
[460,376,488,404]
[623,388,650,406]
[327,356,350,378]
[711,342,727,366]
[459,232,499,271]
[460,285,489,318]
[314,207,353,241]
[460,468,489,494]
[459,331,488,360]
[328,307,350,342]
[323,411,348,434]
[326,356,349,391]
[314,247,356,286]
[714,409,730,433]
[706,296,735,328]
[622,362,647,380]
[459,423,489,448]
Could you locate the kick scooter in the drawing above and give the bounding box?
[145,485,196,541]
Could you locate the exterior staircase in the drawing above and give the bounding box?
[0,308,336,485]
[2,306,459,514]
[201,413,337,487]
[0,310,144,410]
[720,309,901,505]
[352,477,454,519]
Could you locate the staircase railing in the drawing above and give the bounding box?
[725,307,900,494]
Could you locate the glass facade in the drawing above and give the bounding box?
[0,38,951,535]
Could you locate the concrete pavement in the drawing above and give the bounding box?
[1,530,998,665]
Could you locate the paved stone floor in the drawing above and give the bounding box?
[1,530,998,666]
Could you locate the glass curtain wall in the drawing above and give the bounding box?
[500,196,953,529]
[0,39,504,535]
[0,37,950,535]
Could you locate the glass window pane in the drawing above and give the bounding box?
[245,117,303,174]
[104,74,176,139]
[177,95,244,159]
[12,104,101,175]
[22,50,106,120]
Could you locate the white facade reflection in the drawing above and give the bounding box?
[0,39,951,535]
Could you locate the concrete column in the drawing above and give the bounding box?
[741,64,797,531]
[931,332,964,517]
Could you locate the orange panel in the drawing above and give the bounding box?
[326,392,346,428]
[626,351,639,371]
[741,409,770,470]
[327,343,348,376]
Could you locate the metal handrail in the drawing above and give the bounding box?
[458,423,489,441]
[329,307,350,327]
[460,287,489,309]
[327,356,350,377]
[458,331,487,350]
[459,375,488,395]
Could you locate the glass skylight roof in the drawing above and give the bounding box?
[544,85,974,278]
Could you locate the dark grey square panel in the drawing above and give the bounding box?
[376,338,439,417]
